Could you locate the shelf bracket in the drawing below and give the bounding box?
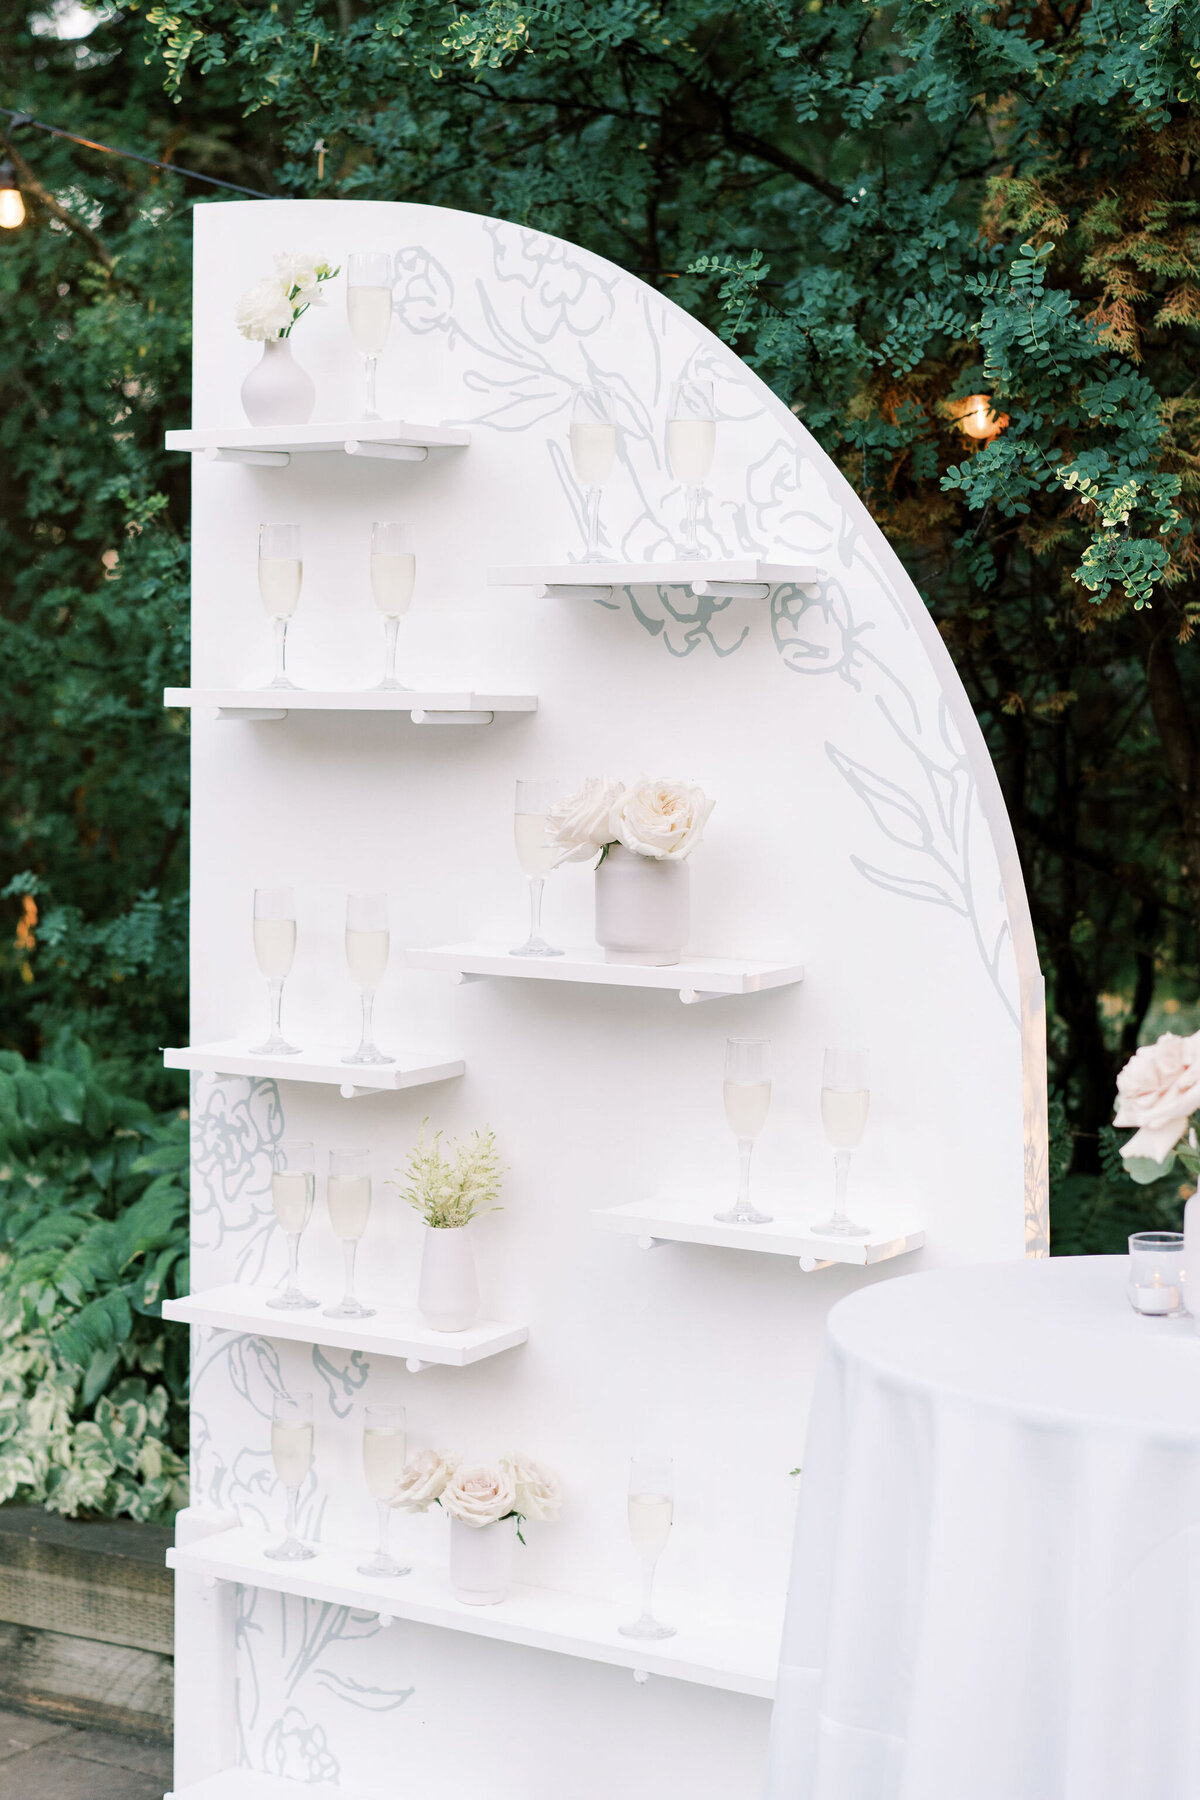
[636,1235,670,1252]
[377,1614,395,1629]
[344,439,429,463]
[410,709,494,726]
[688,579,772,602]
[215,706,289,722]
[537,583,614,604]
[679,988,725,1005]
[338,1082,378,1100]
[452,971,488,987]
[405,1357,433,1375]
[798,1255,835,1273]
[202,446,291,468]
[633,1669,651,1685]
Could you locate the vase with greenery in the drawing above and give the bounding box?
[396,1125,503,1332]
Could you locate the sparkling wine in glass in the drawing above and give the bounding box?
[268,1140,319,1310]
[618,1454,676,1640]
[667,378,716,560]
[714,1037,772,1225]
[265,1391,317,1561]
[358,1403,411,1578]
[569,385,617,562]
[343,891,393,1065]
[510,778,564,958]
[370,521,415,692]
[251,886,300,1056]
[812,1047,870,1236]
[347,251,392,420]
[325,1148,374,1320]
[258,523,302,690]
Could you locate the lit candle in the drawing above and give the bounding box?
[1132,1272,1181,1316]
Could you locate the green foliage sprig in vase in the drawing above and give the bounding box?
[396,1125,504,1333]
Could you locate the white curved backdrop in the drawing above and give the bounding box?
[176,198,1046,1800]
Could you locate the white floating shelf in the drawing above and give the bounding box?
[488,558,820,601]
[165,419,469,466]
[163,1283,527,1373]
[163,1039,464,1098]
[164,687,538,725]
[399,942,805,1005]
[594,1193,925,1271]
[167,1526,781,1699]
[168,1773,352,1800]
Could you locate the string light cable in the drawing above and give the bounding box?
[0,103,276,224]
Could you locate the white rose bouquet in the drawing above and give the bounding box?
[1114,1029,1200,1183]
[391,1449,460,1513]
[235,251,340,341]
[546,774,714,867]
[432,1452,562,1542]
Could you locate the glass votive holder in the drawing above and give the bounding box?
[1127,1232,1186,1317]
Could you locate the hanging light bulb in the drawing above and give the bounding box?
[950,393,1009,442]
[0,159,25,230]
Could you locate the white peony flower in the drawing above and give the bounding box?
[234,276,295,342]
[391,1448,459,1512]
[610,775,714,860]
[1114,1030,1200,1168]
[546,776,624,865]
[441,1461,517,1528]
[501,1452,561,1522]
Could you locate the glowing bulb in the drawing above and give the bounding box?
[954,393,1008,442]
[0,169,24,230]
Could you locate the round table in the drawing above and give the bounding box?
[765,1256,1200,1800]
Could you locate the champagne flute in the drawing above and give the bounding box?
[714,1037,772,1224]
[268,1141,318,1310]
[343,891,393,1065]
[812,1047,870,1236]
[370,521,415,691]
[618,1454,676,1640]
[358,1403,411,1578]
[667,378,716,560]
[258,523,302,690]
[265,1391,317,1561]
[510,778,563,958]
[251,887,300,1056]
[347,251,392,420]
[325,1148,374,1320]
[569,385,617,562]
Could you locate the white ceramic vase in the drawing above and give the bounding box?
[594,844,690,966]
[240,338,316,427]
[418,1223,480,1332]
[449,1514,517,1605]
[1183,1189,1200,1327]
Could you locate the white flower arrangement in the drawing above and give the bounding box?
[1113,1029,1200,1182]
[394,1122,503,1229]
[392,1450,561,1540]
[547,774,714,867]
[235,252,340,341]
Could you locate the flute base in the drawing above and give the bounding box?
[357,1552,411,1578]
[267,1288,320,1311]
[714,1205,773,1225]
[374,676,411,692]
[250,1035,301,1056]
[324,1297,375,1319]
[264,1537,316,1562]
[509,940,564,958]
[342,1044,396,1065]
[810,1214,867,1237]
[618,1614,676,1640]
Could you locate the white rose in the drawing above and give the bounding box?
[546,777,623,864]
[392,1448,459,1512]
[610,775,714,860]
[235,276,295,341]
[1114,1031,1200,1167]
[501,1453,561,1522]
[441,1461,517,1528]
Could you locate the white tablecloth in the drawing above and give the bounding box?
[766,1256,1200,1800]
